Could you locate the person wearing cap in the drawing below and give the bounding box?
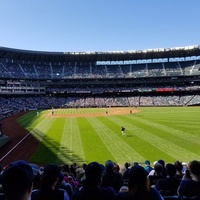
[117,165,164,200]
[72,162,116,200]
[1,160,34,200]
[31,163,70,200]
[121,127,126,136]
[144,160,153,174]
[178,160,200,198]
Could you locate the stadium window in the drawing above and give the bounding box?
[185,57,191,61]
[169,57,183,62]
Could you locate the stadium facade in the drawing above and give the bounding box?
[0,45,200,118]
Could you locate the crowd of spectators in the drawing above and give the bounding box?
[1,60,200,79]
[1,95,200,120]
[0,159,200,200]
[43,85,200,95]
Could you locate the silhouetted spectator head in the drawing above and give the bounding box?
[85,162,103,185]
[62,164,70,174]
[144,160,150,166]
[2,160,34,200]
[174,161,183,173]
[82,163,87,170]
[158,159,165,167]
[41,163,61,191]
[154,163,163,175]
[124,162,130,169]
[157,159,167,176]
[128,165,149,191]
[166,163,176,177]
[105,160,114,172]
[188,160,200,176]
[144,160,153,174]
[43,163,61,181]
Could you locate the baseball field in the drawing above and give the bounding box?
[11,106,200,166]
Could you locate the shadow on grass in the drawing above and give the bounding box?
[125,134,134,137]
[30,128,85,165]
[17,111,42,128]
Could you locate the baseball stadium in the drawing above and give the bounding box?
[1,0,200,198]
[0,45,200,167]
[1,45,200,199]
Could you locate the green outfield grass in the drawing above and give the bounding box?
[17,107,200,166]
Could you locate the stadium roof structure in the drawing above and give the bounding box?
[0,45,200,63]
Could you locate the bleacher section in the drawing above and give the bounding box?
[1,59,200,79]
[1,95,200,120]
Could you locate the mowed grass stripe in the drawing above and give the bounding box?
[139,107,200,115]
[56,118,85,164]
[87,117,144,164]
[77,117,115,163]
[108,115,199,162]
[97,116,168,163]
[138,107,200,135]
[69,118,85,162]
[127,114,200,149]
[103,116,174,163]
[18,114,55,143]
[17,110,46,129]
[127,115,200,161]
[132,108,200,151]
[30,118,56,141]
[31,118,64,164]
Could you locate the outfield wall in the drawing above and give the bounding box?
[0,135,10,147]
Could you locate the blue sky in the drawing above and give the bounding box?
[0,0,200,52]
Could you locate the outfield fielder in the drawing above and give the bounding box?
[121,126,126,136]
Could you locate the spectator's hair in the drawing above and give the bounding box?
[154,163,163,175]
[157,159,165,167]
[40,163,61,195]
[133,162,139,166]
[174,161,183,172]
[166,163,176,177]
[105,160,114,172]
[124,162,130,169]
[188,160,200,176]
[84,162,103,186]
[62,164,70,173]
[128,165,150,198]
[82,163,87,170]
